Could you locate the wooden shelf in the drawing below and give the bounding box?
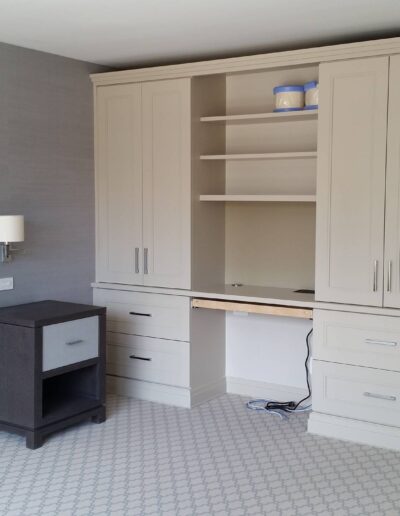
[200,195,316,202]
[200,110,318,124]
[200,151,317,160]
[192,298,313,319]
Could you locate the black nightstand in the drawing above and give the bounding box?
[0,300,106,449]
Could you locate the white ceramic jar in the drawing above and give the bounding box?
[273,85,304,112]
[304,81,319,110]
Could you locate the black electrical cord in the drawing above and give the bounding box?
[265,327,313,413]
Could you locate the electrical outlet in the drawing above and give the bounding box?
[0,277,14,291]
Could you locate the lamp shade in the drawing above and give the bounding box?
[0,215,24,243]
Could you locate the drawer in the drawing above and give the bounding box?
[313,360,400,427]
[93,289,190,341]
[42,316,99,372]
[313,309,400,371]
[106,332,189,387]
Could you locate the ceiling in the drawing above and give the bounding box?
[1,0,400,68]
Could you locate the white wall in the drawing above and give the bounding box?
[226,312,312,399]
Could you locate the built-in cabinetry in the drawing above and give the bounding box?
[96,79,191,289]
[316,55,400,308]
[92,38,400,451]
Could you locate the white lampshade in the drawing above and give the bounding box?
[0,215,25,243]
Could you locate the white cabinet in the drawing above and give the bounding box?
[142,80,191,289]
[315,57,389,306]
[96,79,191,289]
[96,84,143,285]
[384,55,400,308]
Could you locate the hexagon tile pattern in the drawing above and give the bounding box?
[0,394,400,515]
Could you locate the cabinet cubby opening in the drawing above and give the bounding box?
[42,365,99,423]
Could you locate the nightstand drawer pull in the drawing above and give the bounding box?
[365,338,398,347]
[66,339,84,346]
[363,392,397,402]
[129,311,152,317]
[129,355,152,362]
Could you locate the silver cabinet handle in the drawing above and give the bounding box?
[66,339,84,346]
[373,260,378,292]
[387,260,392,292]
[363,392,396,402]
[144,248,148,275]
[135,247,140,274]
[365,338,398,347]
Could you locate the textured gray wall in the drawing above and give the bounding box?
[0,43,107,307]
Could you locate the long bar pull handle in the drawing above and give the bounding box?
[363,392,397,402]
[135,247,140,274]
[66,339,84,346]
[129,311,152,317]
[144,248,149,275]
[365,338,398,347]
[387,260,392,293]
[129,355,152,362]
[373,260,378,292]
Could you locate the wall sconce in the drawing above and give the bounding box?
[0,215,25,263]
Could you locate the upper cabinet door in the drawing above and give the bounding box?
[315,57,389,306]
[96,84,143,285]
[142,79,191,289]
[384,55,400,308]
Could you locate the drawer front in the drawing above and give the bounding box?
[106,332,189,387]
[42,316,99,372]
[313,309,400,371]
[93,289,190,341]
[313,360,400,427]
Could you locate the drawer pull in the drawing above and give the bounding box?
[363,392,397,402]
[129,311,152,317]
[66,339,84,346]
[129,355,152,362]
[365,338,398,347]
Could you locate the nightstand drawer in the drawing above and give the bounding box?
[313,361,400,427]
[313,310,400,371]
[93,289,190,341]
[42,316,99,371]
[106,332,189,387]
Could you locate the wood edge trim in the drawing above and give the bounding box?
[191,298,313,319]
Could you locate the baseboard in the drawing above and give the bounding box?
[308,412,400,452]
[191,377,226,407]
[107,375,191,408]
[226,376,308,402]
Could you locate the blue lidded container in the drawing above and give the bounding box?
[273,85,304,112]
[304,81,319,110]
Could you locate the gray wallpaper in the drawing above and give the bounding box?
[0,43,108,307]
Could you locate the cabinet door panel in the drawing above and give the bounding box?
[384,55,400,308]
[142,79,191,289]
[96,84,143,284]
[315,57,388,306]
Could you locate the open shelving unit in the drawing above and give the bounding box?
[200,151,317,161]
[200,194,316,202]
[200,109,318,124]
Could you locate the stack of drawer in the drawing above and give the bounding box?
[311,309,400,441]
[93,289,192,407]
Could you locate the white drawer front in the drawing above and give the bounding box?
[93,289,190,341]
[313,309,400,371]
[106,332,189,387]
[42,316,99,372]
[313,360,400,427]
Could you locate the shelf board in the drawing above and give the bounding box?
[200,110,318,124]
[199,195,316,202]
[200,151,317,160]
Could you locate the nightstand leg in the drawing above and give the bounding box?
[92,406,106,424]
[26,431,44,450]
